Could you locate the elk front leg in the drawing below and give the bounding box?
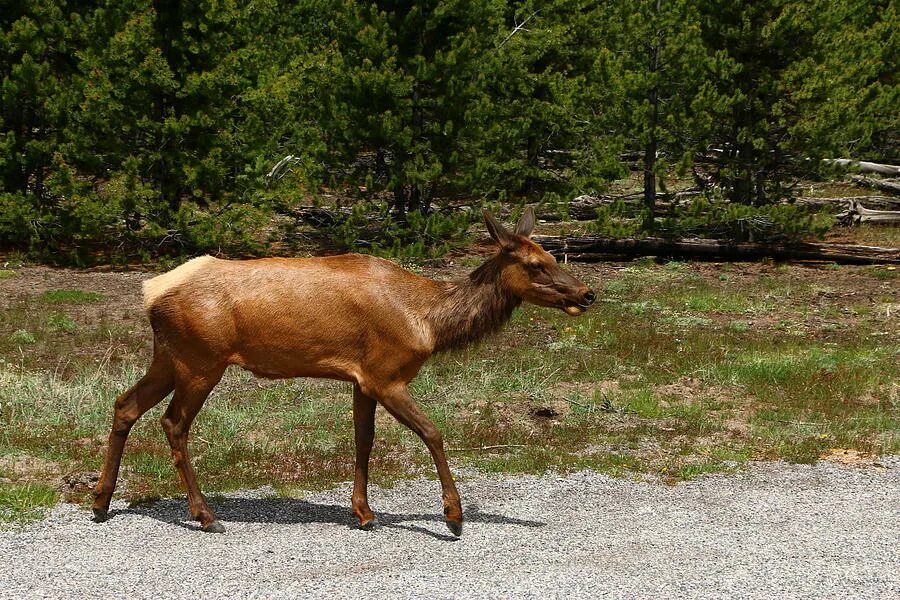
[376,384,463,536]
[352,384,377,528]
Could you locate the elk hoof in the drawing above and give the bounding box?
[92,508,109,523]
[359,517,379,531]
[202,520,226,534]
[446,520,463,537]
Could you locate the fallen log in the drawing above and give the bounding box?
[837,200,900,225]
[849,175,900,196]
[823,159,900,177]
[533,235,900,265]
[793,196,900,210]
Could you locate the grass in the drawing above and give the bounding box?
[0,298,145,371]
[832,224,900,248]
[865,265,898,280]
[0,258,897,523]
[46,312,78,334]
[0,483,59,523]
[39,289,105,304]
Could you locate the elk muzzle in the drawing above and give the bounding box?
[562,286,595,316]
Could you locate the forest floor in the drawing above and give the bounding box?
[0,235,897,522]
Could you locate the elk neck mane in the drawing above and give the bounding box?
[425,255,521,353]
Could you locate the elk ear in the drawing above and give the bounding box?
[515,206,535,238]
[483,209,517,251]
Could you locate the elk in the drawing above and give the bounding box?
[91,208,594,536]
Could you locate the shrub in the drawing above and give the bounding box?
[658,198,831,242]
[9,330,36,345]
[172,202,274,256]
[0,193,37,247]
[590,196,831,243]
[588,199,644,238]
[332,202,476,259]
[46,312,77,333]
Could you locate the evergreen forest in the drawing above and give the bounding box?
[1,0,897,262]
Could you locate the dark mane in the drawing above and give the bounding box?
[426,255,521,353]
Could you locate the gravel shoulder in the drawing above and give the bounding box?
[1,459,898,599]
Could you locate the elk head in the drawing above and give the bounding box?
[483,207,595,316]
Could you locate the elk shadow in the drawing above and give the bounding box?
[120,497,545,541]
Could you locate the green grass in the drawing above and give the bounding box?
[9,330,36,345]
[679,289,753,313]
[0,483,59,523]
[0,270,17,279]
[713,346,895,409]
[0,298,145,371]
[46,311,78,333]
[865,266,898,280]
[39,290,105,304]
[727,320,750,333]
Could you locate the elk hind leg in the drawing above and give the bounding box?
[92,346,175,521]
[351,384,377,528]
[160,363,226,533]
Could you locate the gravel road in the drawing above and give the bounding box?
[1,459,898,599]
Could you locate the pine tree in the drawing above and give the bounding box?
[467,0,621,202]
[788,0,898,163]
[0,2,89,206]
[595,0,721,227]
[300,0,508,218]
[697,0,824,204]
[71,0,262,212]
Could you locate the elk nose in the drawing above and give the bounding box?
[583,290,595,305]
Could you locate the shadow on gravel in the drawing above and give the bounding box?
[120,497,545,541]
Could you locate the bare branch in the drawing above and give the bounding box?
[266,154,300,185]
[498,10,540,49]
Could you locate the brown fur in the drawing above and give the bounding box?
[91,208,593,535]
[428,258,522,352]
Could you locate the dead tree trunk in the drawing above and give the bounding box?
[533,235,900,265]
[849,175,900,196]
[823,159,900,177]
[837,200,900,225]
[792,196,900,210]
